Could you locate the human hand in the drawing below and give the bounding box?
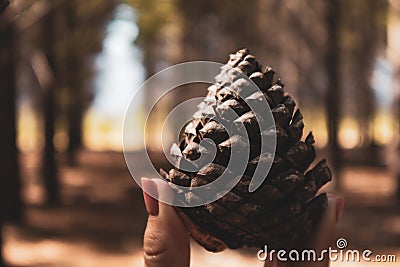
[264,194,344,267]
[141,178,344,267]
[142,178,190,267]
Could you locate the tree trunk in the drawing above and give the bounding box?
[0,221,3,267]
[397,95,400,200]
[43,86,59,204]
[325,0,342,188]
[386,0,400,199]
[398,95,400,200]
[0,1,23,264]
[355,0,382,148]
[67,105,82,165]
[65,1,83,166]
[0,23,22,221]
[396,70,400,200]
[41,9,59,204]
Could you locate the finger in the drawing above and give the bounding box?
[142,178,190,267]
[293,195,344,267]
[264,195,344,267]
[311,195,344,252]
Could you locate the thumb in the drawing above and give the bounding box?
[309,194,344,253]
[142,178,190,267]
[289,194,344,267]
[265,195,344,267]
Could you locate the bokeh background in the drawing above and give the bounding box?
[1,0,400,266]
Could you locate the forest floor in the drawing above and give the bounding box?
[2,150,400,267]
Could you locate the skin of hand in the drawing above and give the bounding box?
[141,178,344,267]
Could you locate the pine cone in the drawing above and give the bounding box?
[161,49,332,252]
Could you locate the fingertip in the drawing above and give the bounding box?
[142,178,190,267]
[335,196,344,223]
[152,178,175,205]
[141,178,159,216]
[326,194,344,223]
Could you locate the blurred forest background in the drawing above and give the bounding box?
[1,0,400,266]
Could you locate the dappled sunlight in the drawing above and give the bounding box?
[302,109,328,149]
[4,150,400,267]
[4,231,261,267]
[17,103,43,152]
[4,228,143,267]
[83,110,125,151]
[342,167,397,198]
[373,113,395,145]
[339,118,361,149]
[18,105,399,152]
[4,225,400,267]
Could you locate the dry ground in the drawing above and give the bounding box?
[3,150,400,266]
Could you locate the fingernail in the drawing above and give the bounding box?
[141,178,159,216]
[335,196,344,223]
